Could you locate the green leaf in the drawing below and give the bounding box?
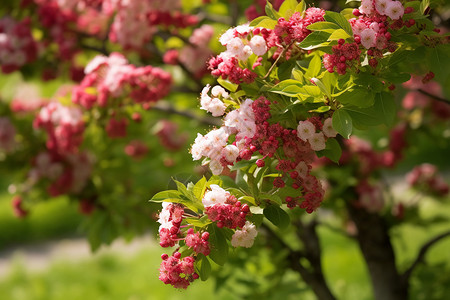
[419,0,430,14]
[342,93,395,128]
[305,54,322,79]
[208,226,229,266]
[260,193,283,205]
[327,29,351,41]
[332,109,352,138]
[150,190,182,202]
[217,77,238,92]
[323,11,353,36]
[298,31,331,50]
[295,0,306,13]
[265,1,281,20]
[239,195,257,205]
[307,21,341,33]
[336,87,375,108]
[184,216,212,228]
[429,45,450,81]
[193,177,207,200]
[250,16,278,29]
[270,79,304,97]
[374,92,396,126]
[382,73,411,84]
[309,105,331,113]
[387,49,412,67]
[316,138,342,163]
[230,158,258,171]
[278,0,298,18]
[197,254,211,281]
[311,78,331,99]
[263,205,290,229]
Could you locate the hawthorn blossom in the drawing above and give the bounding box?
[360,28,377,49]
[231,221,258,248]
[202,184,228,207]
[297,120,316,141]
[323,118,337,138]
[249,35,268,56]
[385,1,404,20]
[308,132,326,151]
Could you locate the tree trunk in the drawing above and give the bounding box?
[347,202,408,300]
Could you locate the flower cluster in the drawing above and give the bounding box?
[157,202,185,248]
[27,150,94,197]
[191,98,255,175]
[72,53,172,109]
[406,164,449,196]
[193,94,331,213]
[73,52,172,110]
[156,183,258,288]
[323,40,361,74]
[33,102,85,154]
[208,7,326,84]
[159,252,198,289]
[203,184,250,229]
[0,16,38,74]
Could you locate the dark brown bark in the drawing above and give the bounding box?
[262,221,336,300]
[346,202,408,300]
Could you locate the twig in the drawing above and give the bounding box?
[263,42,294,79]
[417,89,450,105]
[402,230,450,281]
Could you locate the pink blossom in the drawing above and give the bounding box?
[308,132,326,151]
[249,35,267,56]
[360,28,377,49]
[297,120,316,141]
[385,1,404,20]
[323,118,337,138]
[231,221,258,248]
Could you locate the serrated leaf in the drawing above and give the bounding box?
[332,109,352,138]
[193,177,207,200]
[208,226,229,266]
[295,0,306,13]
[218,77,238,92]
[279,0,298,18]
[336,87,375,108]
[311,78,331,99]
[239,195,257,205]
[184,216,212,228]
[305,54,322,78]
[307,21,341,33]
[263,205,290,229]
[387,49,412,67]
[250,16,278,29]
[298,31,331,50]
[150,190,182,202]
[323,11,353,36]
[265,1,281,20]
[260,193,283,205]
[230,158,258,171]
[327,29,351,41]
